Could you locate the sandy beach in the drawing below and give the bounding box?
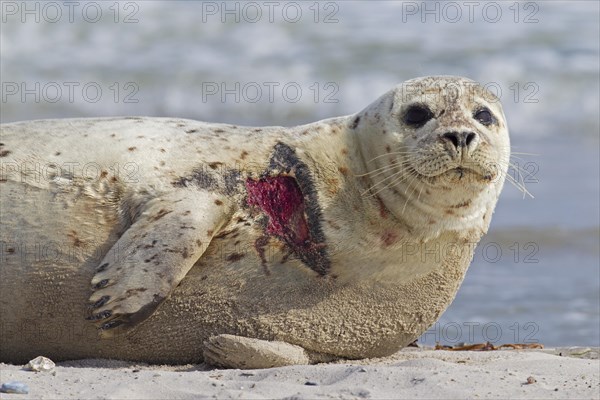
[1,347,598,399]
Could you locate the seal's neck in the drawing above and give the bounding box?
[376,181,497,241]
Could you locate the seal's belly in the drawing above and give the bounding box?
[0,180,472,364]
[0,181,121,362]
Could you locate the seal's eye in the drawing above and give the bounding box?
[474,107,495,126]
[404,105,434,127]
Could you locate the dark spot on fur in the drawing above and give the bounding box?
[172,168,218,190]
[196,239,203,247]
[214,199,223,206]
[208,162,223,170]
[207,230,214,236]
[186,129,198,134]
[160,148,166,153]
[215,228,238,239]
[149,209,172,222]
[55,151,61,156]
[143,240,158,249]
[96,262,109,272]
[224,169,242,195]
[182,247,189,259]
[338,166,348,175]
[226,252,245,263]
[144,253,158,263]
[240,150,249,160]
[125,288,148,295]
[67,230,84,247]
[128,147,137,152]
[445,209,455,215]
[351,116,361,130]
[451,199,472,208]
[0,150,11,157]
[214,129,225,133]
[254,128,263,132]
[327,220,341,230]
[111,176,118,183]
[382,129,387,134]
[110,133,116,137]
[254,235,271,275]
[389,97,394,111]
[100,170,108,178]
[385,145,391,153]
[301,130,309,136]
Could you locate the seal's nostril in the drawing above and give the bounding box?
[465,132,477,147]
[442,132,460,149]
[442,131,477,149]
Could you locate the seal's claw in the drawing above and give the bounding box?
[87,193,231,335]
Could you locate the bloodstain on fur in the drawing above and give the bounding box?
[246,176,310,247]
[376,196,388,219]
[381,230,398,247]
[245,143,331,275]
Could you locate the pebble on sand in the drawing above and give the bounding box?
[25,356,56,372]
[0,381,30,394]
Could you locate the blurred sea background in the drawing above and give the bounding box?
[1,1,598,346]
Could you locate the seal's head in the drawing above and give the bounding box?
[354,76,510,238]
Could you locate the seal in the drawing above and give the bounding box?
[0,76,510,368]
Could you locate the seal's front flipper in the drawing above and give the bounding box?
[87,192,231,337]
[203,334,310,369]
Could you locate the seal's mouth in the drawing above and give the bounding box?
[443,166,495,183]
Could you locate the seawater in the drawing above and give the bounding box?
[1,1,598,346]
